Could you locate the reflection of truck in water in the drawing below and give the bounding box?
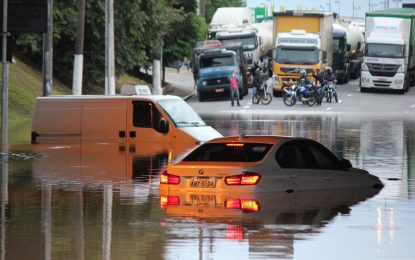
[272,11,333,96]
[32,88,222,144]
[360,8,415,93]
[196,47,248,102]
[332,22,364,84]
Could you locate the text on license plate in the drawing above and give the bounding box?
[190,194,216,206]
[190,177,216,188]
[215,88,224,93]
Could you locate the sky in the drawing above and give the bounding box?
[245,0,414,19]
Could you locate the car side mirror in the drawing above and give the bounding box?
[342,158,352,168]
[159,118,169,134]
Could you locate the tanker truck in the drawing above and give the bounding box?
[332,22,364,84]
[208,7,253,39]
[360,8,415,93]
[215,21,273,72]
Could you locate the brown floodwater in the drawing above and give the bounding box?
[1,114,414,259]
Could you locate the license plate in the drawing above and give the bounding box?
[215,88,224,93]
[190,194,216,206]
[190,177,216,188]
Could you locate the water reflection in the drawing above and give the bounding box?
[160,188,381,259]
[0,114,414,259]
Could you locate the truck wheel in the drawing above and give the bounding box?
[198,92,205,102]
[360,87,368,93]
[273,89,278,97]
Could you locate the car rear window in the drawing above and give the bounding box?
[183,143,273,162]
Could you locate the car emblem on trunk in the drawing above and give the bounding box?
[198,169,204,175]
[217,79,221,83]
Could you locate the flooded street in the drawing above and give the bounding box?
[1,113,415,259]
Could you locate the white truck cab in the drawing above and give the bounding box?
[32,86,222,145]
[360,10,415,93]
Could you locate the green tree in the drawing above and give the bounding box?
[14,0,188,92]
[162,0,208,82]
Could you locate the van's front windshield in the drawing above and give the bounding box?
[158,99,207,127]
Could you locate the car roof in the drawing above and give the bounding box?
[205,135,295,145]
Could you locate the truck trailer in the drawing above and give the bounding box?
[332,22,364,84]
[272,11,333,96]
[360,8,415,93]
[208,7,253,39]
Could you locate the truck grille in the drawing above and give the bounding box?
[280,67,313,74]
[367,63,400,77]
[373,80,392,88]
[206,77,229,85]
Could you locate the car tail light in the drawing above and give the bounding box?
[226,143,244,147]
[225,172,261,185]
[160,171,181,185]
[160,195,180,208]
[225,198,260,212]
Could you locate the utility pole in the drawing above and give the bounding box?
[72,0,85,95]
[1,0,8,145]
[43,0,53,97]
[105,0,115,95]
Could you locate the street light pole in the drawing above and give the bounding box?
[105,0,115,95]
[1,0,8,147]
[334,0,340,15]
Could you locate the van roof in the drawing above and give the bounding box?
[36,95,182,101]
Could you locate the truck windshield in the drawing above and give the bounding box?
[332,39,345,54]
[158,99,207,127]
[275,47,319,64]
[219,36,257,51]
[199,54,236,68]
[365,43,404,58]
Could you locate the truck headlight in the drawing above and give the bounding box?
[361,63,369,71]
[202,81,207,86]
[397,65,405,73]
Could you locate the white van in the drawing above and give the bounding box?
[31,93,222,145]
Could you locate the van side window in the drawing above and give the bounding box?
[132,101,162,132]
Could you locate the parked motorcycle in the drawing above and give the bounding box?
[282,82,318,106]
[253,77,272,105]
[323,80,338,103]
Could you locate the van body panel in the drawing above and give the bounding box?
[81,99,128,143]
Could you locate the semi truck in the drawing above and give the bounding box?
[332,22,364,84]
[215,22,273,72]
[271,11,333,96]
[208,7,253,39]
[360,8,415,93]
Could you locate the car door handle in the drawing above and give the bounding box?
[290,174,298,179]
[325,176,333,181]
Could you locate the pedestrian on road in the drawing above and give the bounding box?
[177,60,182,73]
[229,71,241,107]
[252,68,263,103]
